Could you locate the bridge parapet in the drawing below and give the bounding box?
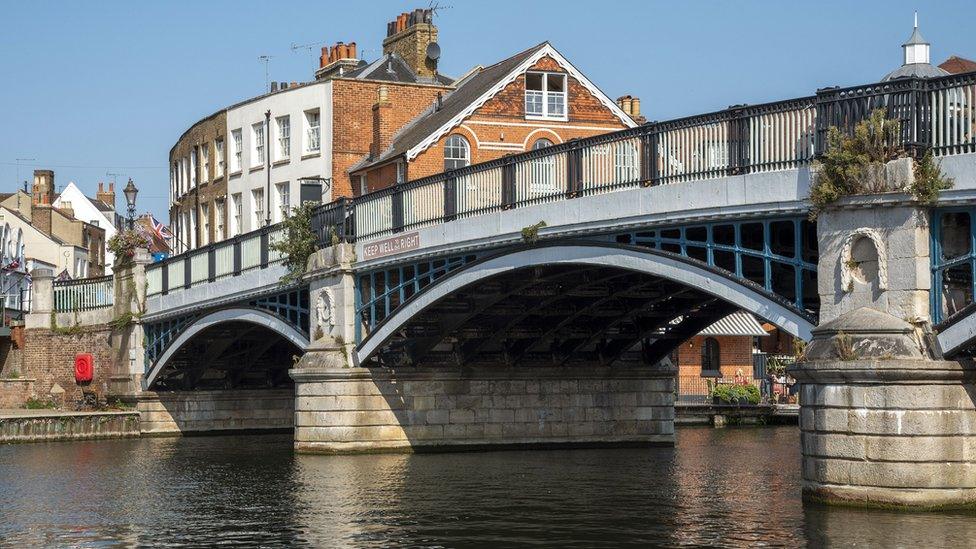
[312,71,976,251]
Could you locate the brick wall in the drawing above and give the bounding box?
[21,327,121,406]
[356,54,631,190]
[676,335,756,397]
[170,111,229,247]
[331,78,450,198]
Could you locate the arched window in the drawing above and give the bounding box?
[444,134,470,170]
[530,138,557,195]
[701,337,721,376]
[532,138,554,150]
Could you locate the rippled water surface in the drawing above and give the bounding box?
[1,426,974,547]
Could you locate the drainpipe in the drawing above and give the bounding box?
[265,109,272,227]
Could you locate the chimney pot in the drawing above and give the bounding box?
[348,42,357,59]
[98,182,104,192]
[109,182,114,192]
[631,97,641,117]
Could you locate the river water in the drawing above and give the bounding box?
[0,426,973,547]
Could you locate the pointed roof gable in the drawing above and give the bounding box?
[351,42,636,172]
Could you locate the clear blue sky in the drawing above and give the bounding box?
[1,0,973,220]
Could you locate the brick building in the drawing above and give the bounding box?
[169,7,643,249]
[674,312,770,400]
[349,41,639,192]
[169,110,227,253]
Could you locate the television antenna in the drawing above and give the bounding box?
[427,0,453,17]
[291,41,328,64]
[259,55,274,92]
[14,158,34,190]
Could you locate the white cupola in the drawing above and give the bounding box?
[881,13,949,81]
[903,13,930,65]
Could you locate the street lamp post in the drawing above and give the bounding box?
[123,178,139,230]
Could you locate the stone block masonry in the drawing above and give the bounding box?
[0,410,140,443]
[138,389,294,435]
[291,366,674,454]
[797,361,976,508]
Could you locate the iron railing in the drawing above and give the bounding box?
[146,224,286,297]
[54,275,114,312]
[150,72,976,293]
[311,71,976,247]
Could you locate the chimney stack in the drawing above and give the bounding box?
[315,40,363,80]
[617,95,646,124]
[382,8,439,80]
[97,180,116,211]
[31,169,55,207]
[372,85,394,157]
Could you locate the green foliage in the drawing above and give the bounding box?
[271,202,318,285]
[809,109,954,217]
[711,383,761,405]
[24,397,56,410]
[521,221,547,243]
[50,311,83,336]
[910,151,954,204]
[108,311,141,331]
[108,230,150,267]
[810,109,902,218]
[765,356,789,377]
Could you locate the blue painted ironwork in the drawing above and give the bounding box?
[931,207,976,325]
[356,254,479,341]
[353,216,818,344]
[143,286,310,370]
[611,217,819,314]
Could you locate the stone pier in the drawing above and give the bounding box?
[792,184,976,509]
[291,363,674,454]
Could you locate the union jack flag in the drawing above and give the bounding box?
[150,215,174,240]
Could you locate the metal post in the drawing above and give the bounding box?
[392,186,405,233]
[259,227,269,268]
[161,264,169,295]
[501,157,516,208]
[567,141,582,196]
[444,173,457,221]
[207,245,216,282]
[232,237,242,275]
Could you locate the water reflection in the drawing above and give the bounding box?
[0,427,973,547]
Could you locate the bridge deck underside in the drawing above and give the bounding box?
[366,265,739,369]
[151,321,300,391]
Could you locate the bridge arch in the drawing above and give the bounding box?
[145,307,310,390]
[356,242,815,366]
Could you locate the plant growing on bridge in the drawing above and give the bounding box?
[521,221,547,243]
[108,230,151,267]
[911,150,955,204]
[271,202,318,285]
[49,311,83,336]
[809,109,953,217]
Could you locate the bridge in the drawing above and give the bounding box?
[38,69,976,508]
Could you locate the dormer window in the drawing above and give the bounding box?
[525,72,567,120]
